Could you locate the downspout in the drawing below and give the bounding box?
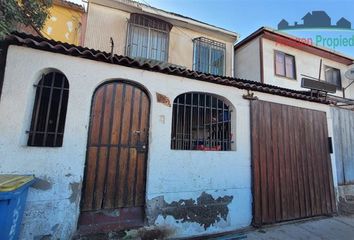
[81,0,89,46]
[259,35,264,83]
[231,35,239,78]
[231,40,235,77]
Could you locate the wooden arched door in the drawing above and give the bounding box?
[80,81,150,230]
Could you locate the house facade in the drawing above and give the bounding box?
[0,30,342,239]
[83,0,238,76]
[41,0,86,45]
[234,27,354,99]
[1,2,354,240]
[235,27,354,217]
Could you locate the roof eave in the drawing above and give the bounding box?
[2,32,334,105]
[89,0,238,41]
[235,27,353,66]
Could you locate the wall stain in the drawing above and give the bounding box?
[33,234,52,240]
[32,177,52,191]
[338,196,354,215]
[69,182,81,203]
[137,226,174,240]
[51,223,60,232]
[73,226,173,240]
[147,192,233,230]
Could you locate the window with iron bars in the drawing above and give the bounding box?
[27,72,69,147]
[126,14,171,62]
[171,92,232,151]
[193,37,226,76]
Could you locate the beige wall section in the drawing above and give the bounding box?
[84,3,234,76]
[84,3,129,54]
[261,38,353,98]
[169,27,234,76]
[234,37,261,81]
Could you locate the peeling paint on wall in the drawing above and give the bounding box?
[41,4,83,45]
[32,177,52,190]
[33,234,52,240]
[46,26,52,35]
[67,21,73,32]
[156,92,171,107]
[147,192,233,229]
[69,182,81,203]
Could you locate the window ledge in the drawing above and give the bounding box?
[275,74,297,81]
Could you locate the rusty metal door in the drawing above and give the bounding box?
[80,81,150,230]
[251,100,336,226]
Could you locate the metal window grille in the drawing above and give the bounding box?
[27,72,69,147]
[126,14,171,62]
[193,37,226,76]
[171,92,232,151]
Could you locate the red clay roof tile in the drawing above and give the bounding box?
[3,32,333,105]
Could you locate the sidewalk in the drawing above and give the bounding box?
[215,216,354,240]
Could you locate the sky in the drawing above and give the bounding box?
[72,0,354,57]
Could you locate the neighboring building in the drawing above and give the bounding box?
[0,31,342,240]
[234,27,354,99]
[84,0,238,76]
[15,0,86,45]
[41,0,86,45]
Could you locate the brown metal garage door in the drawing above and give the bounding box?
[251,100,336,226]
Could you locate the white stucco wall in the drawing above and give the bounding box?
[234,37,261,82]
[261,38,353,98]
[0,46,338,239]
[84,3,129,55]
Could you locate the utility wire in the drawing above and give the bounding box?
[139,0,194,40]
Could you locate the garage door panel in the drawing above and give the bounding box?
[270,103,282,222]
[251,100,261,224]
[251,101,336,226]
[332,108,354,186]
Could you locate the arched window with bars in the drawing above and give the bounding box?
[171,92,232,151]
[27,71,69,147]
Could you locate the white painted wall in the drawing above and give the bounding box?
[234,37,261,82]
[0,46,338,239]
[261,38,353,98]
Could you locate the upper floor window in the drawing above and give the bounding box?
[27,72,69,147]
[193,37,226,75]
[325,66,342,89]
[275,50,296,79]
[171,92,232,151]
[126,14,172,62]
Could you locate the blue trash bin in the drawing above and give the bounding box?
[0,175,36,240]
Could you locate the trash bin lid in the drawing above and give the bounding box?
[0,175,35,192]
